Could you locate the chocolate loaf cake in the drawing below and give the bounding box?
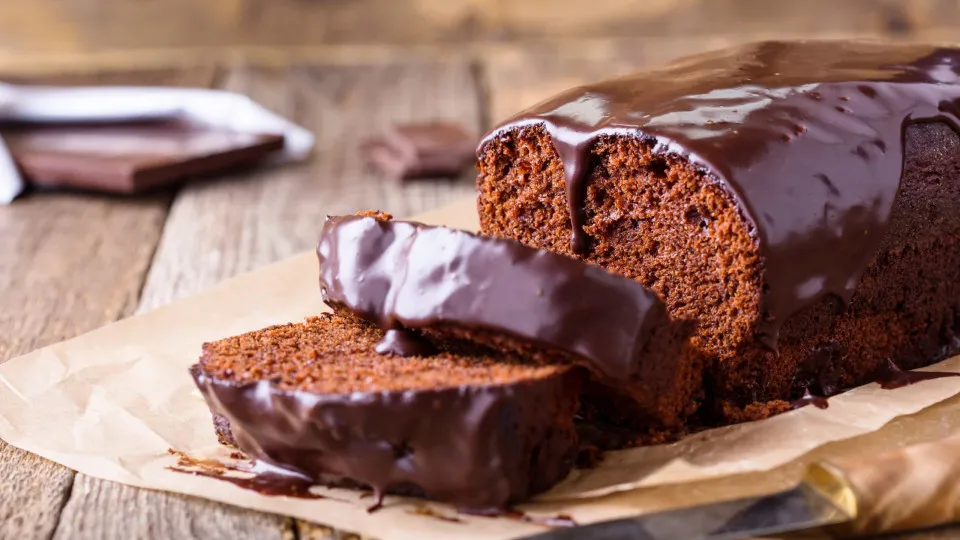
[477,41,960,420]
[191,312,582,509]
[317,213,699,430]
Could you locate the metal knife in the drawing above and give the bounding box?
[521,434,960,539]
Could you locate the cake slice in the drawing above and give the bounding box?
[477,41,960,421]
[317,214,700,431]
[190,312,582,509]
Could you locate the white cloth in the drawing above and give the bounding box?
[0,84,316,203]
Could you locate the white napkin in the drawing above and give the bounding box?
[0,84,316,203]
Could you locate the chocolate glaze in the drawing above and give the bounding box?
[167,449,329,499]
[317,215,672,380]
[409,506,464,523]
[460,507,578,528]
[480,41,960,346]
[190,364,581,509]
[374,328,437,356]
[873,358,960,390]
[169,464,326,499]
[790,388,829,410]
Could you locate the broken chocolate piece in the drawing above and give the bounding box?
[360,122,476,181]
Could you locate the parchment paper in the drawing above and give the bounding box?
[3,196,960,540]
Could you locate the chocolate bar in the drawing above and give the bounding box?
[4,120,285,194]
[360,122,476,181]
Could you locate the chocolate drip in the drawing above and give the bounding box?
[170,466,326,499]
[409,506,464,523]
[367,491,385,513]
[554,136,592,254]
[460,507,578,528]
[874,358,960,390]
[480,41,960,348]
[790,388,829,410]
[190,364,581,510]
[375,328,437,357]
[167,450,327,499]
[317,215,673,380]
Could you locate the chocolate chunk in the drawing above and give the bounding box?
[360,122,476,181]
[3,119,285,194]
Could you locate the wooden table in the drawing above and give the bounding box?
[2,36,960,539]
[0,0,958,56]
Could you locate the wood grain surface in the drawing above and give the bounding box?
[138,59,480,311]
[2,27,960,540]
[54,479,290,540]
[0,67,216,540]
[0,0,955,53]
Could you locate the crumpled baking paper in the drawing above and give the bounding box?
[1,198,960,540]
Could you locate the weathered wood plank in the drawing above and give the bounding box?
[0,66,217,540]
[53,480,290,540]
[0,0,952,53]
[0,65,220,88]
[0,194,170,362]
[56,58,481,539]
[0,445,74,540]
[137,60,481,308]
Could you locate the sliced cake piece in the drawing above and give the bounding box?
[191,312,581,509]
[317,214,700,431]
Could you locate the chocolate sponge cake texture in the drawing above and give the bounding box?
[477,41,960,420]
[192,313,582,509]
[317,214,701,431]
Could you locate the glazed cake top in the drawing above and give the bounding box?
[481,40,960,345]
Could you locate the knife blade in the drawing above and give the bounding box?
[521,465,853,540]
[521,433,960,540]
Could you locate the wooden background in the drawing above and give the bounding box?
[2,1,960,539]
[0,0,957,53]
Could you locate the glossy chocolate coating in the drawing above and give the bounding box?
[317,215,671,380]
[480,41,960,346]
[873,358,960,390]
[190,364,580,509]
[374,328,438,356]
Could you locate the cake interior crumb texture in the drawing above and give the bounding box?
[478,122,960,421]
[200,312,567,393]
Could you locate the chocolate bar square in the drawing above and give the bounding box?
[361,122,476,181]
